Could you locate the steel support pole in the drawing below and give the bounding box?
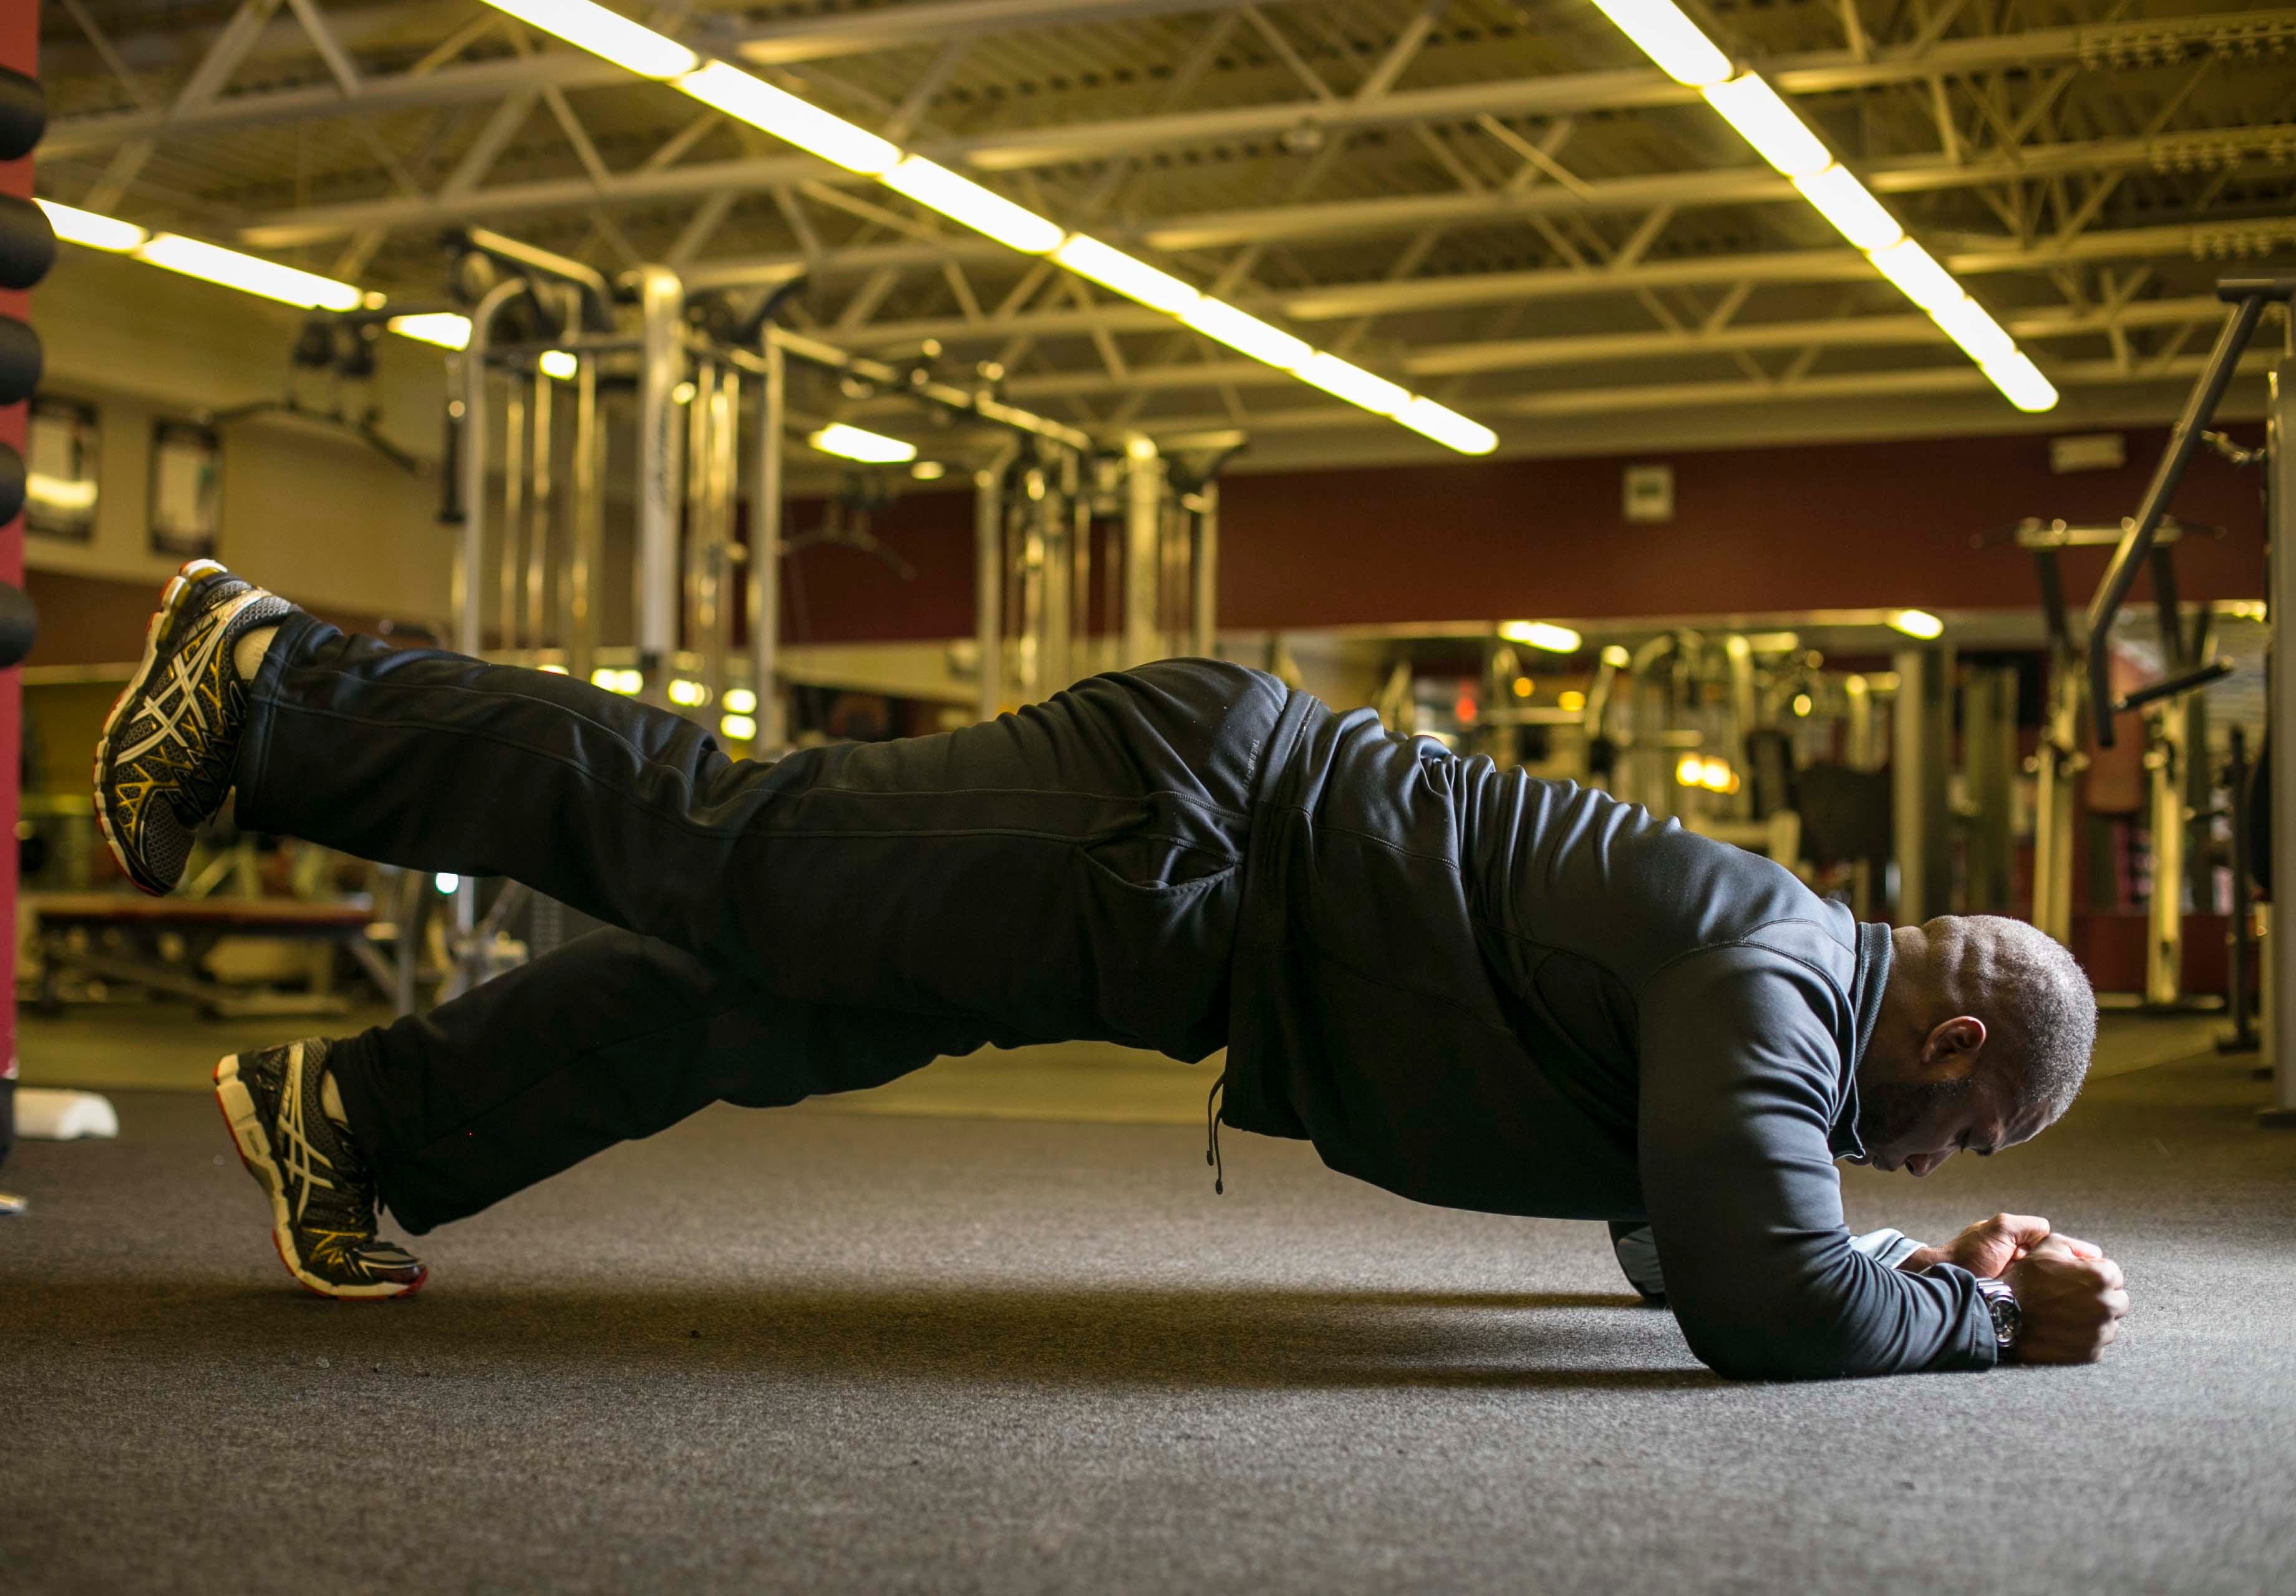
[1068,450,1093,679]
[1121,433,1163,668]
[2032,667,2082,944]
[1039,453,1072,694]
[706,364,739,706]
[568,357,601,682]
[1962,666,2017,916]
[1191,482,1219,660]
[526,369,554,653]
[2226,726,2258,1050]
[2266,344,2296,1122]
[682,359,715,687]
[1892,646,1955,925]
[2146,702,2188,1005]
[751,334,787,749]
[974,446,1015,723]
[498,381,525,652]
[456,279,523,659]
[636,265,687,693]
[449,278,525,990]
[1017,465,1046,697]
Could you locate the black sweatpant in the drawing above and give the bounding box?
[234,613,1284,1233]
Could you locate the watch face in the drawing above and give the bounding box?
[1990,1297,2020,1348]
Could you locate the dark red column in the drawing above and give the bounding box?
[0,6,36,1095]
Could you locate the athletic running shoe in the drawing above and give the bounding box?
[93,560,296,896]
[213,1038,427,1300]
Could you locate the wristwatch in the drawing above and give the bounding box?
[1974,1276,2022,1353]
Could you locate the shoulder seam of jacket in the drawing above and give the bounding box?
[1632,919,1854,1008]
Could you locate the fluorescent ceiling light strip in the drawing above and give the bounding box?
[1866,238,1963,312]
[470,2,1501,453]
[1181,299,1314,370]
[1294,354,1413,417]
[26,473,97,511]
[1587,0,1732,85]
[1587,0,2058,414]
[36,197,148,252]
[1052,235,1201,314]
[387,312,472,349]
[810,422,917,464]
[386,312,576,376]
[674,60,896,173]
[1789,165,1904,252]
[878,157,1064,254]
[1395,398,1498,455]
[1927,296,2018,365]
[484,0,697,77]
[1499,621,1584,653]
[136,233,365,310]
[1700,75,1831,177]
[1982,352,2059,414]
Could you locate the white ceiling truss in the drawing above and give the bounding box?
[33,0,2296,466]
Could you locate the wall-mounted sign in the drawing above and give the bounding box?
[2049,433,2126,474]
[24,395,99,543]
[150,419,221,559]
[1624,462,1674,524]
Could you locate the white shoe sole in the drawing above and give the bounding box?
[213,1047,425,1302]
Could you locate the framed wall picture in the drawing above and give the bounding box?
[24,395,99,543]
[150,418,221,558]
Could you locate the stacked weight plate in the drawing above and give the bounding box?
[0,60,47,670]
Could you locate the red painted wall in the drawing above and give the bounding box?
[1,6,35,1088]
[780,423,2269,644]
[1218,427,2267,628]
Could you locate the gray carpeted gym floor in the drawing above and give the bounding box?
[6,1016,2294,1594]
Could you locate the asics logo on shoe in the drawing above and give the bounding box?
[115,611,233,767]
[95,562,294,896]
[272,1048,340,1222]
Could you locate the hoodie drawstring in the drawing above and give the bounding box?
[1204,1070,1228,1196]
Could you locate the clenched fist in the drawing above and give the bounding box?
[1902,1212,2106,1280]
[2003,1236,2129,1364]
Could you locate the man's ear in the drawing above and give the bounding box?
[1919,1016,1987,1079]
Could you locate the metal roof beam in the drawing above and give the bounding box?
[849,294,2227,407]
[1131,125,2296,250]
[963,10,2296,173]
[1489,350,2284,418]
[727,0,1272,67]
[39,0,1277,157]
[699,209,2296,311]
[1087,350,2283,439]
[228,120,2296,250]
[767,216,2292,349]
[44,7,2294,167]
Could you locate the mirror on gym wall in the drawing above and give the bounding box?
[148,418,220,559]
[22,395,96,544]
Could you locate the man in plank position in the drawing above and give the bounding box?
[97,563,2126,1379]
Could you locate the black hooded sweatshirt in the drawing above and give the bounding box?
[1223,692,1998,1381]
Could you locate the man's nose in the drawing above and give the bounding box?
[1906,1151,1948,1178]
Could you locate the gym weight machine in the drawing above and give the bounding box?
[2073,272,2295,1121]
[425,233,1233,1003]
[2007,515,2233,1007]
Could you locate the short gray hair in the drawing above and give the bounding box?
[1955,914,2098,1116]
